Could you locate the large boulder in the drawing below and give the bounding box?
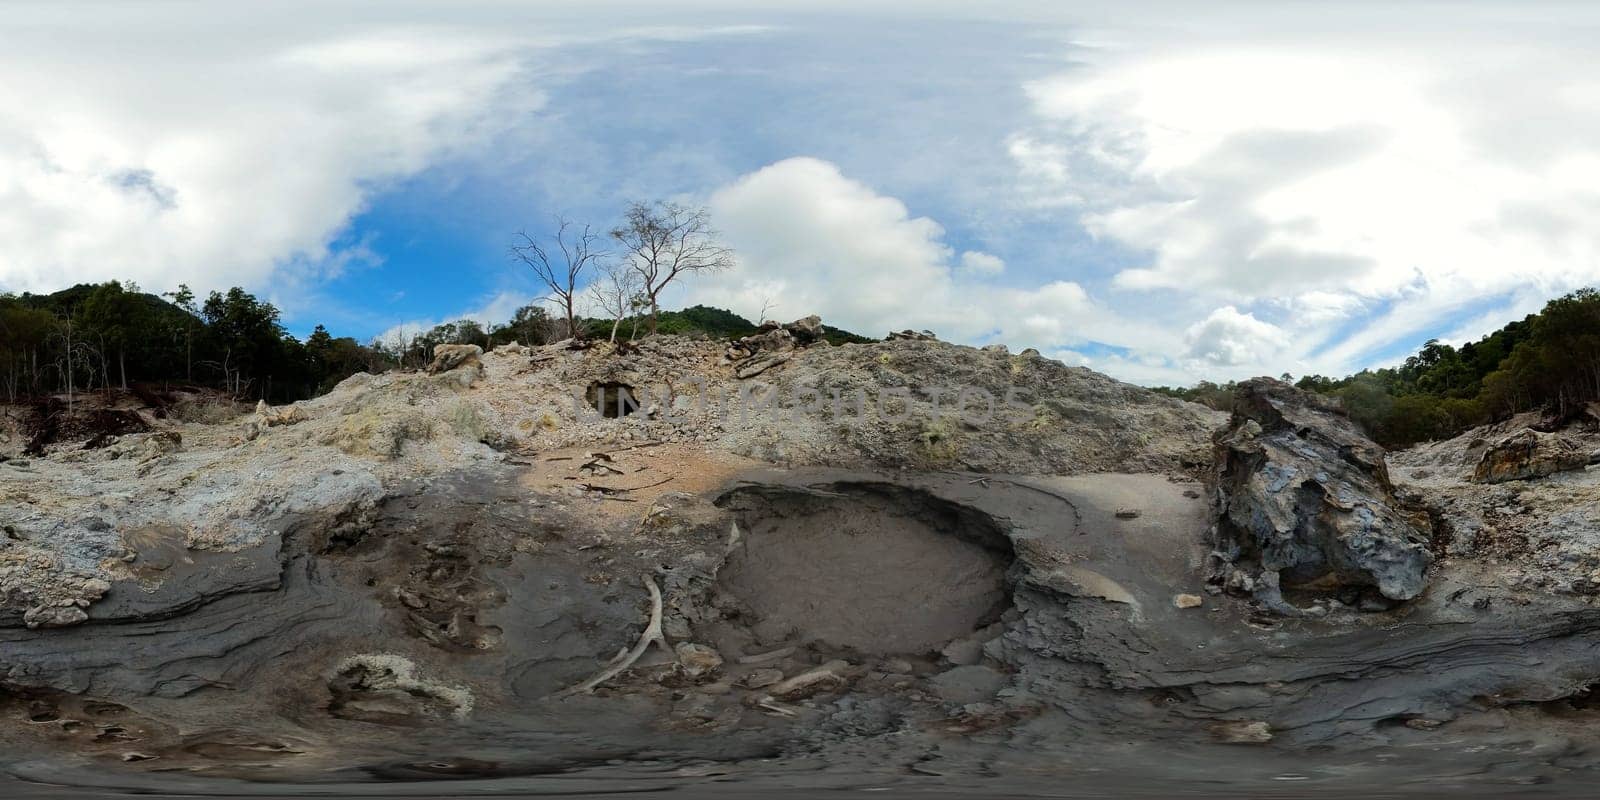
[427,344,485,388]
[725,315,827,364]
[428,344,483,374]
[242,399,305,441]
[786,314,824,345]
[1208,378,1433,614]
[1471,428,1592,484]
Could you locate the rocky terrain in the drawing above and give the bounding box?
[5,324,1600,796]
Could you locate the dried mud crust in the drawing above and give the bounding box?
[11,466,1600,793]
[714,483,1013,653]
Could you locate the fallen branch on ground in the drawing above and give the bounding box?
[573,476,674,495]
[555,575,668,697]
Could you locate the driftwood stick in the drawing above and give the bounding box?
[556,575,667,697]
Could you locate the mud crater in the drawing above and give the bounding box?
[714,483,1014,654]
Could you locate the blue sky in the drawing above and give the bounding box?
[3,2,1599,384]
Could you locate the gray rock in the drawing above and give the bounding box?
[940,637,984,666]
[740,668,784,689]
[929,665,1007,705]
[1209,378,1433,612]
[674,642,724,678]
[1472,429,1590,483]
[785,315,824,345]
[427,343,483,374]
[23,604,89,629]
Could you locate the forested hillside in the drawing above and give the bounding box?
[2,283,874,404]
[1156,288,1600,447]
[0,283,389,403]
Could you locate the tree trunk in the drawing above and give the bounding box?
[119,347,127,391]
[65,332,74,413]
[648,297,661,335]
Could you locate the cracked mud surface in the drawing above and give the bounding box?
[716,483,1012,653]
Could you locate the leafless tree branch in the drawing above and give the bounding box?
[611,201,734,335]
[511,216,610,340]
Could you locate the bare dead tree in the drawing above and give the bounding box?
[52,316,76,413]
[611,201,734,335]
[512,217,608,341]
[588,260,643,344]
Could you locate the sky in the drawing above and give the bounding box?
[3,1,1600,385]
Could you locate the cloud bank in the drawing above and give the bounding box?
[0,10,540,297]
[1009,6,1600,379]
[5,3,1600,388]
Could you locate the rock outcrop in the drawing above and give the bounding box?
[1471,428,1593,483]
[243,399,305,440]
[725,316,826,362]
[722,316,830,380]
[426,343,485,388]
[1208,378,1433,613]
[427,343,483,374]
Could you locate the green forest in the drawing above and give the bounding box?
[0,282,870,404]
[0,282,391,403]
[1155,288,1600,447]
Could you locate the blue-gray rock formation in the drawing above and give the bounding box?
[1208,378,1434,613]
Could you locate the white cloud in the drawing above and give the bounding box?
[0,12,545,297]
[1011,11,1600,377]
[1184,306,1285,368]
[0,8,777,301]
[959,251,1005,275]
[690,157,1170,355]
[699,157,957,337]
[10,3,1598,390]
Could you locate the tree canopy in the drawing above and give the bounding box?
[1155,288,1600,448]
[0,283,388,403]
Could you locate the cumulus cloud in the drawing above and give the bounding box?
[1011,8,1600,376]
[959,251,1005,275]
[689,157,1167,354]
[1184,306,1286,368]
[697,157,959,336]
[0,9,546,297]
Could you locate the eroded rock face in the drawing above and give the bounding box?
[1472,428,1592,484]
[1208,378,1433,612]
[725,316,825,364]
[427,344,483,375]
[242,399,305,441]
